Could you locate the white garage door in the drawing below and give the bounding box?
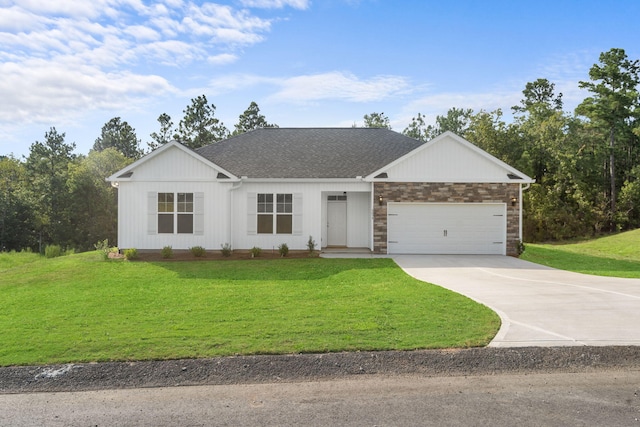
[387,203,506,255]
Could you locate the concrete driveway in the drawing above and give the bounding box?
[393,255,640,347]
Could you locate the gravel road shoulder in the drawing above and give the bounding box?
[2,346,640,394]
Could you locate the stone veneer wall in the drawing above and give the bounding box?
[373,182,522,256]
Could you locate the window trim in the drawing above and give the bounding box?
[151,192,202,235]
[257,193,293,235]
[248,192,301,236]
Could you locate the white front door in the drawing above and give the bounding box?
[327,201,347,246]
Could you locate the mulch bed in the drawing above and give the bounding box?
[125,249,317,262]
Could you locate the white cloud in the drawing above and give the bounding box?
[208,53,239,65]
[239,0,310,9]
[184,3,271,44]
[270,72,411,103]
[203,71,412,104]
[124,25,161,42]
[0,58,175,124]
[0,0,285,133]
[0,5,44,32]
[405,91,519,114]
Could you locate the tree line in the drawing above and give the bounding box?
[0,48,638,252]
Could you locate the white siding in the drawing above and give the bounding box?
[115,145,232,250]
[117,181,231,250]
[231,182,371,251]
[382,134,515,183]
[131,145,219,181]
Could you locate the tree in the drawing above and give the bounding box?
[148,113,174,151]
[93,117,142,159]
[67,149,131,250]
[25,128,77,248]
[363,112,391,129]
[512,79,567,182]
[460,109,519,164]
[576,48,640,229]
[433,107,473,137]
[175,95,229,148]
[512,78,563,119]
[403,108,473,142]
[403,112,433,141]
[232,101,277,136]
[0,156,37,250]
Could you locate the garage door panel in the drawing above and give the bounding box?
[387,203,506,255]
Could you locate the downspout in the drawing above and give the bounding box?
[228,179,244,250]
[519,182,531,249]
[369,180,375,252]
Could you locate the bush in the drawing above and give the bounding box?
[124,248,139,260]
[220,243,232,257]
[189,246,206,257]
[278,243,289,257]
[249,246,262,258]
[307,235,316,256]
[94,239,111,260]
[161,245,173,259]
[44,244,62,259]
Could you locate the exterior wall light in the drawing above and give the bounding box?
[511,196,517,206]
[378,195,384,206]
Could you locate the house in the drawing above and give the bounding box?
[106,129,534,256]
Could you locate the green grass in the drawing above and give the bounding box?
[0,251,42,273]
[521,228,640,278]
[0,252,499,366]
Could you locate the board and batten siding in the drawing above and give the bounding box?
[381,134,516,183]
[117,181,232,250]
[130,145,220,181]
[231,181,372,251]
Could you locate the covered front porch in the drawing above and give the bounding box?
[320,190,373,250]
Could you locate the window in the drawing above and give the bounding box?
[177,193,193,233]
[158,192,174,233]
[158,192,193,234]
[276,193,292,234]
[257,193,292,234]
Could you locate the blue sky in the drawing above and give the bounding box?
[1,0,639,157]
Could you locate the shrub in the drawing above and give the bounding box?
[278,243,289,257]
[190,246,206,257]
[44,244,62,259]
[306,235,316,255]
[249,246,262,258]
[161,245,173,259]
[124,248,139,260]
[94,239,111,260]
[220,243,232,257]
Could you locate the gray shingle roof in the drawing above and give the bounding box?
[195,128,423,179]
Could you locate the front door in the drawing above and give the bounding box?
[327,201,347,246]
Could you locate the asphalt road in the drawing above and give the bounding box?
[2,369,639,426]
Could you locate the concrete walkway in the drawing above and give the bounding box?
[392,255,640,347]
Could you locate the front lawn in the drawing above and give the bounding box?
[521,229,640,278]
[0,252,499,366]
